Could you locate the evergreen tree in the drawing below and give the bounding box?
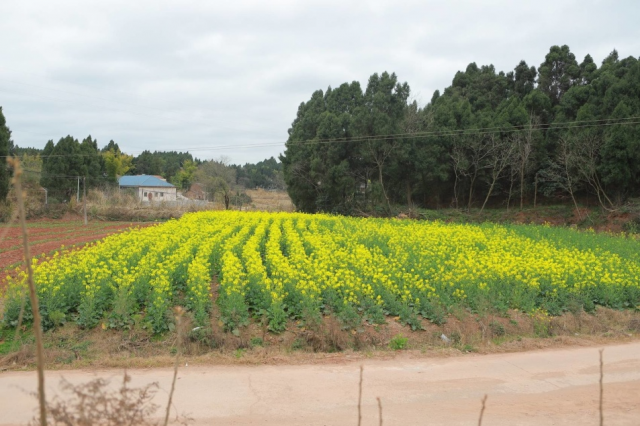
[80,135,106,187]
[101,140,121,153]
[281,45,640,214]
[132,150,193,181]
[41,136,84,201]
[537,45,581,106]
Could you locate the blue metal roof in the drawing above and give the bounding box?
[119,175,175,188]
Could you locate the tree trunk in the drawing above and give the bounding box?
[594,174,615,211]
[563,159,581,219]
[453,172,460,209]
[467,174,477,211]
[507,177,514,211]
[520,162,525,210]
[378,164,392,214]
[568,185,581,220]
[481,178,497,213]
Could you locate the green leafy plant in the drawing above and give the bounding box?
[388,334,408,350]
[489,320,505,336]
[250,337,264,347]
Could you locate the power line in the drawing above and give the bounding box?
[194,117,640,151]
[24,173,113,180]
[5,77,639,150]
[1,115,639,159]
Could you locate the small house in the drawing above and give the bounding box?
[118,175,177,202]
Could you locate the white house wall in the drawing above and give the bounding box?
[137,186,177,202]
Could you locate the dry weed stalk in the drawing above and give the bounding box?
[599,348,604,426]
[357,365,363,426]
[8,157,47,426]
[164,306,185,426]
[477,394,488,426]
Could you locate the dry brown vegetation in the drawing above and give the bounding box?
[82,188,219,222]
[243,189,294,212]
[1,187,295,224]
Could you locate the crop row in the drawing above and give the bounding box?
[2,211,640,333]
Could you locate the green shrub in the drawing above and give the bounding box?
[250,337,264,347]
[388,333,408,350]
[489,320,505,336]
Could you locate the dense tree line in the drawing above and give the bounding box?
[281,45,640,214]
[233,157,285,190]
[132,150,195,182]
[0,107,13,201]
[0,111,286,204]
[40,135,109,201]
[39,145,198,201]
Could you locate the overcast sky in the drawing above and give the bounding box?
[1,0,638,164]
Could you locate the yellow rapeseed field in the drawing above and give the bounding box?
[2,211,639,333]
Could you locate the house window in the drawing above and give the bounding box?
[160,192,164,197]
[143,192,147,197]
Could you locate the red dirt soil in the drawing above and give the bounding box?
[0,220,153,288]
[0,224,141,251]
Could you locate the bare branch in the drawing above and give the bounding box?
[478,394,488,426]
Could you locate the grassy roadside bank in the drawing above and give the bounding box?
[2,306,638,370]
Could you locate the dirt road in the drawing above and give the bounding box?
[1,342,639,425]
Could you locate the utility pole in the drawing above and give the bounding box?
[83,176,87,225]
[77,176,80,203]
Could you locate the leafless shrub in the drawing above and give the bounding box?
[300,315,351,352]
[29,372,179,426]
